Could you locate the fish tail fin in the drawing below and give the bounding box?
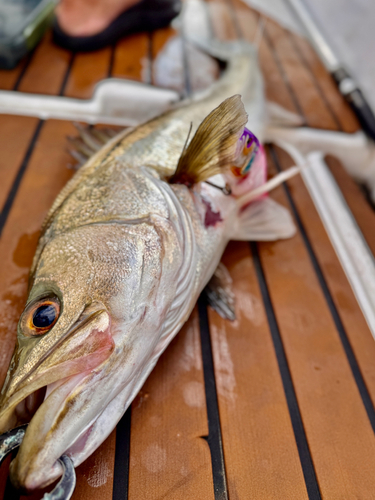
[187,34,255,62]
[169,95,248,186]
[230,197,296,241]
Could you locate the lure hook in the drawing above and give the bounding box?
[0,425,76,500]
[204,180,232,195]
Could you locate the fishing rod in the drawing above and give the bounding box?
[283,0,375,142]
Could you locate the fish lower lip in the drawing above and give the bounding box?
[9,370,91,491]
[63,421,95,457]
[0,425,76,495]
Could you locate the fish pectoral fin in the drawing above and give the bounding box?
[205,262,236,321]
[231,197,296,241]
[169,95,248,186]
[67,124,125,169]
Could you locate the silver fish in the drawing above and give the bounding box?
[0,40,295,491]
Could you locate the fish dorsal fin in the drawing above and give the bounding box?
[169,95,248,186]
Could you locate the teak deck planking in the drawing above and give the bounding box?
[112,33,150,82]
[262,149,375,499]
[0,0,374,499]
[208,242,310,500]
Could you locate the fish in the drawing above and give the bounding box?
[0,39,296,492]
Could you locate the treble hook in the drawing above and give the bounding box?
[0,425,76,500]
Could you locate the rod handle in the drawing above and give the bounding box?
[333,68,375,142]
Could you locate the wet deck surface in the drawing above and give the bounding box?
[1,0,375,499]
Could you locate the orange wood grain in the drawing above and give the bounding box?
[326,155,375,255]
[112,33,150,81]
[0,33,76,497]
[0,58,28,90]
[71,432,116,500]
[151,26,178,59]
[0,115,39,211]
[0,120,75,387]
[259,37,302,114]
[17,31,72,95]
[151,26,180,88]
[207,0,238,41]
[273,144,375,415]
[290,33,360,133]
[0,120,74,498]
[209,242,309,500]
[128,310,215,500]
[264,20,339,130]
[256,147,375,498]
[64,48,112,99]
[232,0,302,115]
[17,430,116,500]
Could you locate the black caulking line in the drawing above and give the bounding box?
[108,44,116,78]
[225,0,244,40]
[146,32,153,86]
[198,296,229,500]
[0,49,76,235]
[227,0,306,130]
[12,49,35,91]
[286,32,343,132]
[59,53,76,96]
[202,0,215,40]
[0,50,75,498]
[250,242,322,500]
[262,28,306,125]
[0,119,44,238]
[112,407,132,500]
[270,145,375,434]
[180,30,192,99]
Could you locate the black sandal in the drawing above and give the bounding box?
[52,0,181,52]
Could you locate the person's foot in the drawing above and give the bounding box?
[53,0,181,52]
[55,0,142,37]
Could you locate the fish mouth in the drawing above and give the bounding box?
[0,307,115,491]
[9,370,93,491]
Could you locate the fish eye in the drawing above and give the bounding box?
[33,304,58,328]
[22,297,60,336]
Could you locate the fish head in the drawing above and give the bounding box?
[0,215,184,491]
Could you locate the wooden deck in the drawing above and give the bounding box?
[1,1,375,499]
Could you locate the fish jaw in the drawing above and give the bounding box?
[7,315,170,492]
[0,308,114,445]
[9,371,90,491]
[0,310,115,492]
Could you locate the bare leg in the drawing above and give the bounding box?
[56,0,143,36]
